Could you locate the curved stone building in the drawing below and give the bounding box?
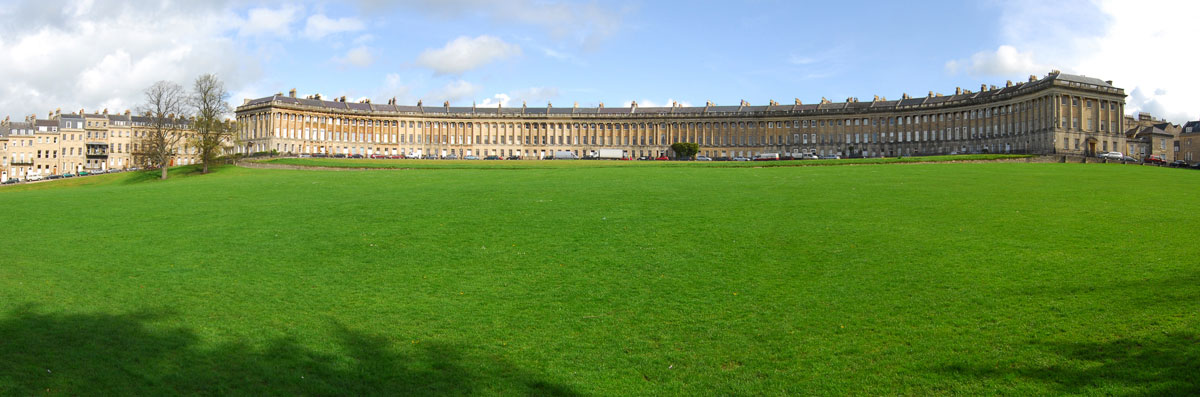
[233,71,1127,159]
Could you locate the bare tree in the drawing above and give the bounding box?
[190,74,233,174]
[138,81,188,180]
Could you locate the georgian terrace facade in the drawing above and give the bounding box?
[1,110,202,181]
[233,71,1127,160]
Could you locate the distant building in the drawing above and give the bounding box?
[1,110,215,181]
[234,71,1129,159]
[1180,120,1200,164]
[1123,113,1180,161]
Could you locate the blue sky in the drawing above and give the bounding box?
[1,0,1195,122]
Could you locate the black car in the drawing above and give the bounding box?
[1191,162,1200,170]
[505,156,521,160]
[1169,160,1188,168]
[313,153,328,158]
[484,155,501,160]
[350,154,364,159]
[2,178,18,185]
[333,154,347,158]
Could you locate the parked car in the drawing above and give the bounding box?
[444,154,459,160]
[655,155,670,161]
[299,154,312,158]
[732,156,750,161]
[1102,152,1124,160]
[695,155,713,161]
[350,154,365,159]
[505,155,521,160]
[636,156,650,161]
[1191,162,1200,170]
[369,154,386,159]
[464,155,479,160]
[1169,160,1189,168]
[1145,154,1166,165]
[484,155,501,160]
[332,154,347,158]
[2,178,19,185]
[819,155,841,160]
[1122,155,1137,162]
[1096,151,1109,158]
[312,153,328,158]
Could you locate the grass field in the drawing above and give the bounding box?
[1,161,1197,395]
[261,153,1031,169]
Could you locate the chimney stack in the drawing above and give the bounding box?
[1006,80,1013,88]
[981,84,987,92]
[289,89,297,98]
[955,87,962,95]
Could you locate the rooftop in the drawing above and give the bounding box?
[239,71,1124,117]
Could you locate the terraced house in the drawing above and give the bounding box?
[233,71,1128,160]
[1,110,206,181]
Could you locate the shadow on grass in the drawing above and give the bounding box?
[0,306,576,395]
[941,332,1199,394]
[119,165,228,185]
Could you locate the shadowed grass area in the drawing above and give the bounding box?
[260,153,1033,169]
[0,162,1197,394]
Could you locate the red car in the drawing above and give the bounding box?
[1145,154,1166,165]
[655,156,669,161]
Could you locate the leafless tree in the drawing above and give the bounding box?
[137,81,188,180]
[190,74,233,174]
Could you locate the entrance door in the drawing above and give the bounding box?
[1088,141,1096,156]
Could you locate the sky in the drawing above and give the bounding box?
[0,0,1196,123]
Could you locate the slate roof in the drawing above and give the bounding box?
[239,72,1120,117]
[1051,73,1112,87]
[1182,121,1200,133]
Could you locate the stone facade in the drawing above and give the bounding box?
[1179,121,1200,164]
[1123,113,1180,161]
[1,110,206,181]
[234,71,1128,160]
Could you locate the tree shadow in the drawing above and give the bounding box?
[0,305,577,395]
[939,332,1199,395]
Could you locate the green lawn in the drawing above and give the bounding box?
[1,162,1197,395]
[261,153,1032,169]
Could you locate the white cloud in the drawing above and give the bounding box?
[367,0,628,49]
[303,14,365,40]
[621,99,692,108]
[334,46,374,67]
[477,94,512,107]
[0,2,258,120]
[477,87,560,107]
[955,0,1200,123]
[944,45,1047,77]
[426,80,480,103]
[239,5,302,38]
[416,35,521,75]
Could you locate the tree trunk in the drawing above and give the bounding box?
[161,157,169,180]
[203,162,209,174]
